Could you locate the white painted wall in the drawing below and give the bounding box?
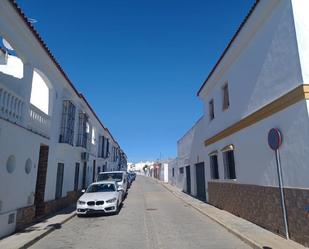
[175,0,309,200]
[174,117,206,195]
[199,0,303,137]
[292,0,309,83]
[205,100,309,188]
[0,0,125,238]
[163,163,168,183]
[0,120,48,214]
[0,54,23,79]
[196,0,309,189]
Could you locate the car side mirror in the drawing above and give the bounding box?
[117,186,124,192]
[81,189,86,193]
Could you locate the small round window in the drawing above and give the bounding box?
[6,155,16,173]
[25,159,32,174]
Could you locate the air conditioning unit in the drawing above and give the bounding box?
[81,152,89,161]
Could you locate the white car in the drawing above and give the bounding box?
[76,181,122,216]
[97,171,128,196]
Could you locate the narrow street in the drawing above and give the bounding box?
[30,176,250,249]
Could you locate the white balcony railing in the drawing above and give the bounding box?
[0,83,24,124]
[28,104,50,137]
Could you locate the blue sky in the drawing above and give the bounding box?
[17,0,254,163]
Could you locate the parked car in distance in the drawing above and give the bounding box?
[76,181,122,216]
[97,171,128,195]
[127,173,133,188]
[129,172,136,181]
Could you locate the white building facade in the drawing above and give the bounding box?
[173,0,309,246]
[0,0,126,238]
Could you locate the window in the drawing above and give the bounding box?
[59,100,76,145]
[98,136,106,158]
[106,139,110,158]
[210,155,219,179]
[74,163,80,191]
[97,172,123,182]
[112,147,115,161]
[55,163,64,199]
[223,149,236,179]
[6,155,16,174]
[0,37,24,79]
[179,167,184,174]
[82,162,87,189]
[86,183,116,193]
[25,158,32,174]
[209,99,215,120]
[172,168,175,177]
[30,70,50,114]
[76,112,89,148]
[91,128,96,144]
[8,213,15,224]
[222,83,230,110]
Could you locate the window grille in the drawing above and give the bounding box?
[76,112,89,148]
[59,100,76,145]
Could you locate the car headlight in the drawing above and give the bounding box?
[78,200,86,205]
[106,198,117,203]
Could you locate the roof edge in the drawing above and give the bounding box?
[9,1,122,148]
[197,0,260,97]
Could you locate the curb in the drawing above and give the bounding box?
[152,178,260,249]
[19,212,76,249]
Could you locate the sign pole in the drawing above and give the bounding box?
[268,128,289,239]
[275,149,289,239]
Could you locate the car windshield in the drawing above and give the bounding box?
[97,173,123,182]
[86,183,116,193]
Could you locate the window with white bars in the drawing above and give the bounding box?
[98,135,107,158]
[59,100,76,145]
[76,112,89,148]
[106,139,110,158]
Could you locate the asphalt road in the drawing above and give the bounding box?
[30,176,251,249]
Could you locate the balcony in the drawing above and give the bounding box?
[28,104,51,138]
[0,83,24,125]
[0,82,51,138]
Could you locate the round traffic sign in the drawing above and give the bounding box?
[268,128,282,150]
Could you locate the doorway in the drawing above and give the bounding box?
[55,163,64,199]
[82,162,87,189]
[185,165,191,194]
[34,145,49,217]
[92,160,96,182]
[195,162,206,201]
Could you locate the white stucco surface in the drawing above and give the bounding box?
[174,0,309,200]
[292,0,309,83]
[0,0,126,238]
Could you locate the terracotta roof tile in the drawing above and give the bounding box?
[9,0,121,147]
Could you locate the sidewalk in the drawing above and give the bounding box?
[153,178,307,249]
[0,205,76,249]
